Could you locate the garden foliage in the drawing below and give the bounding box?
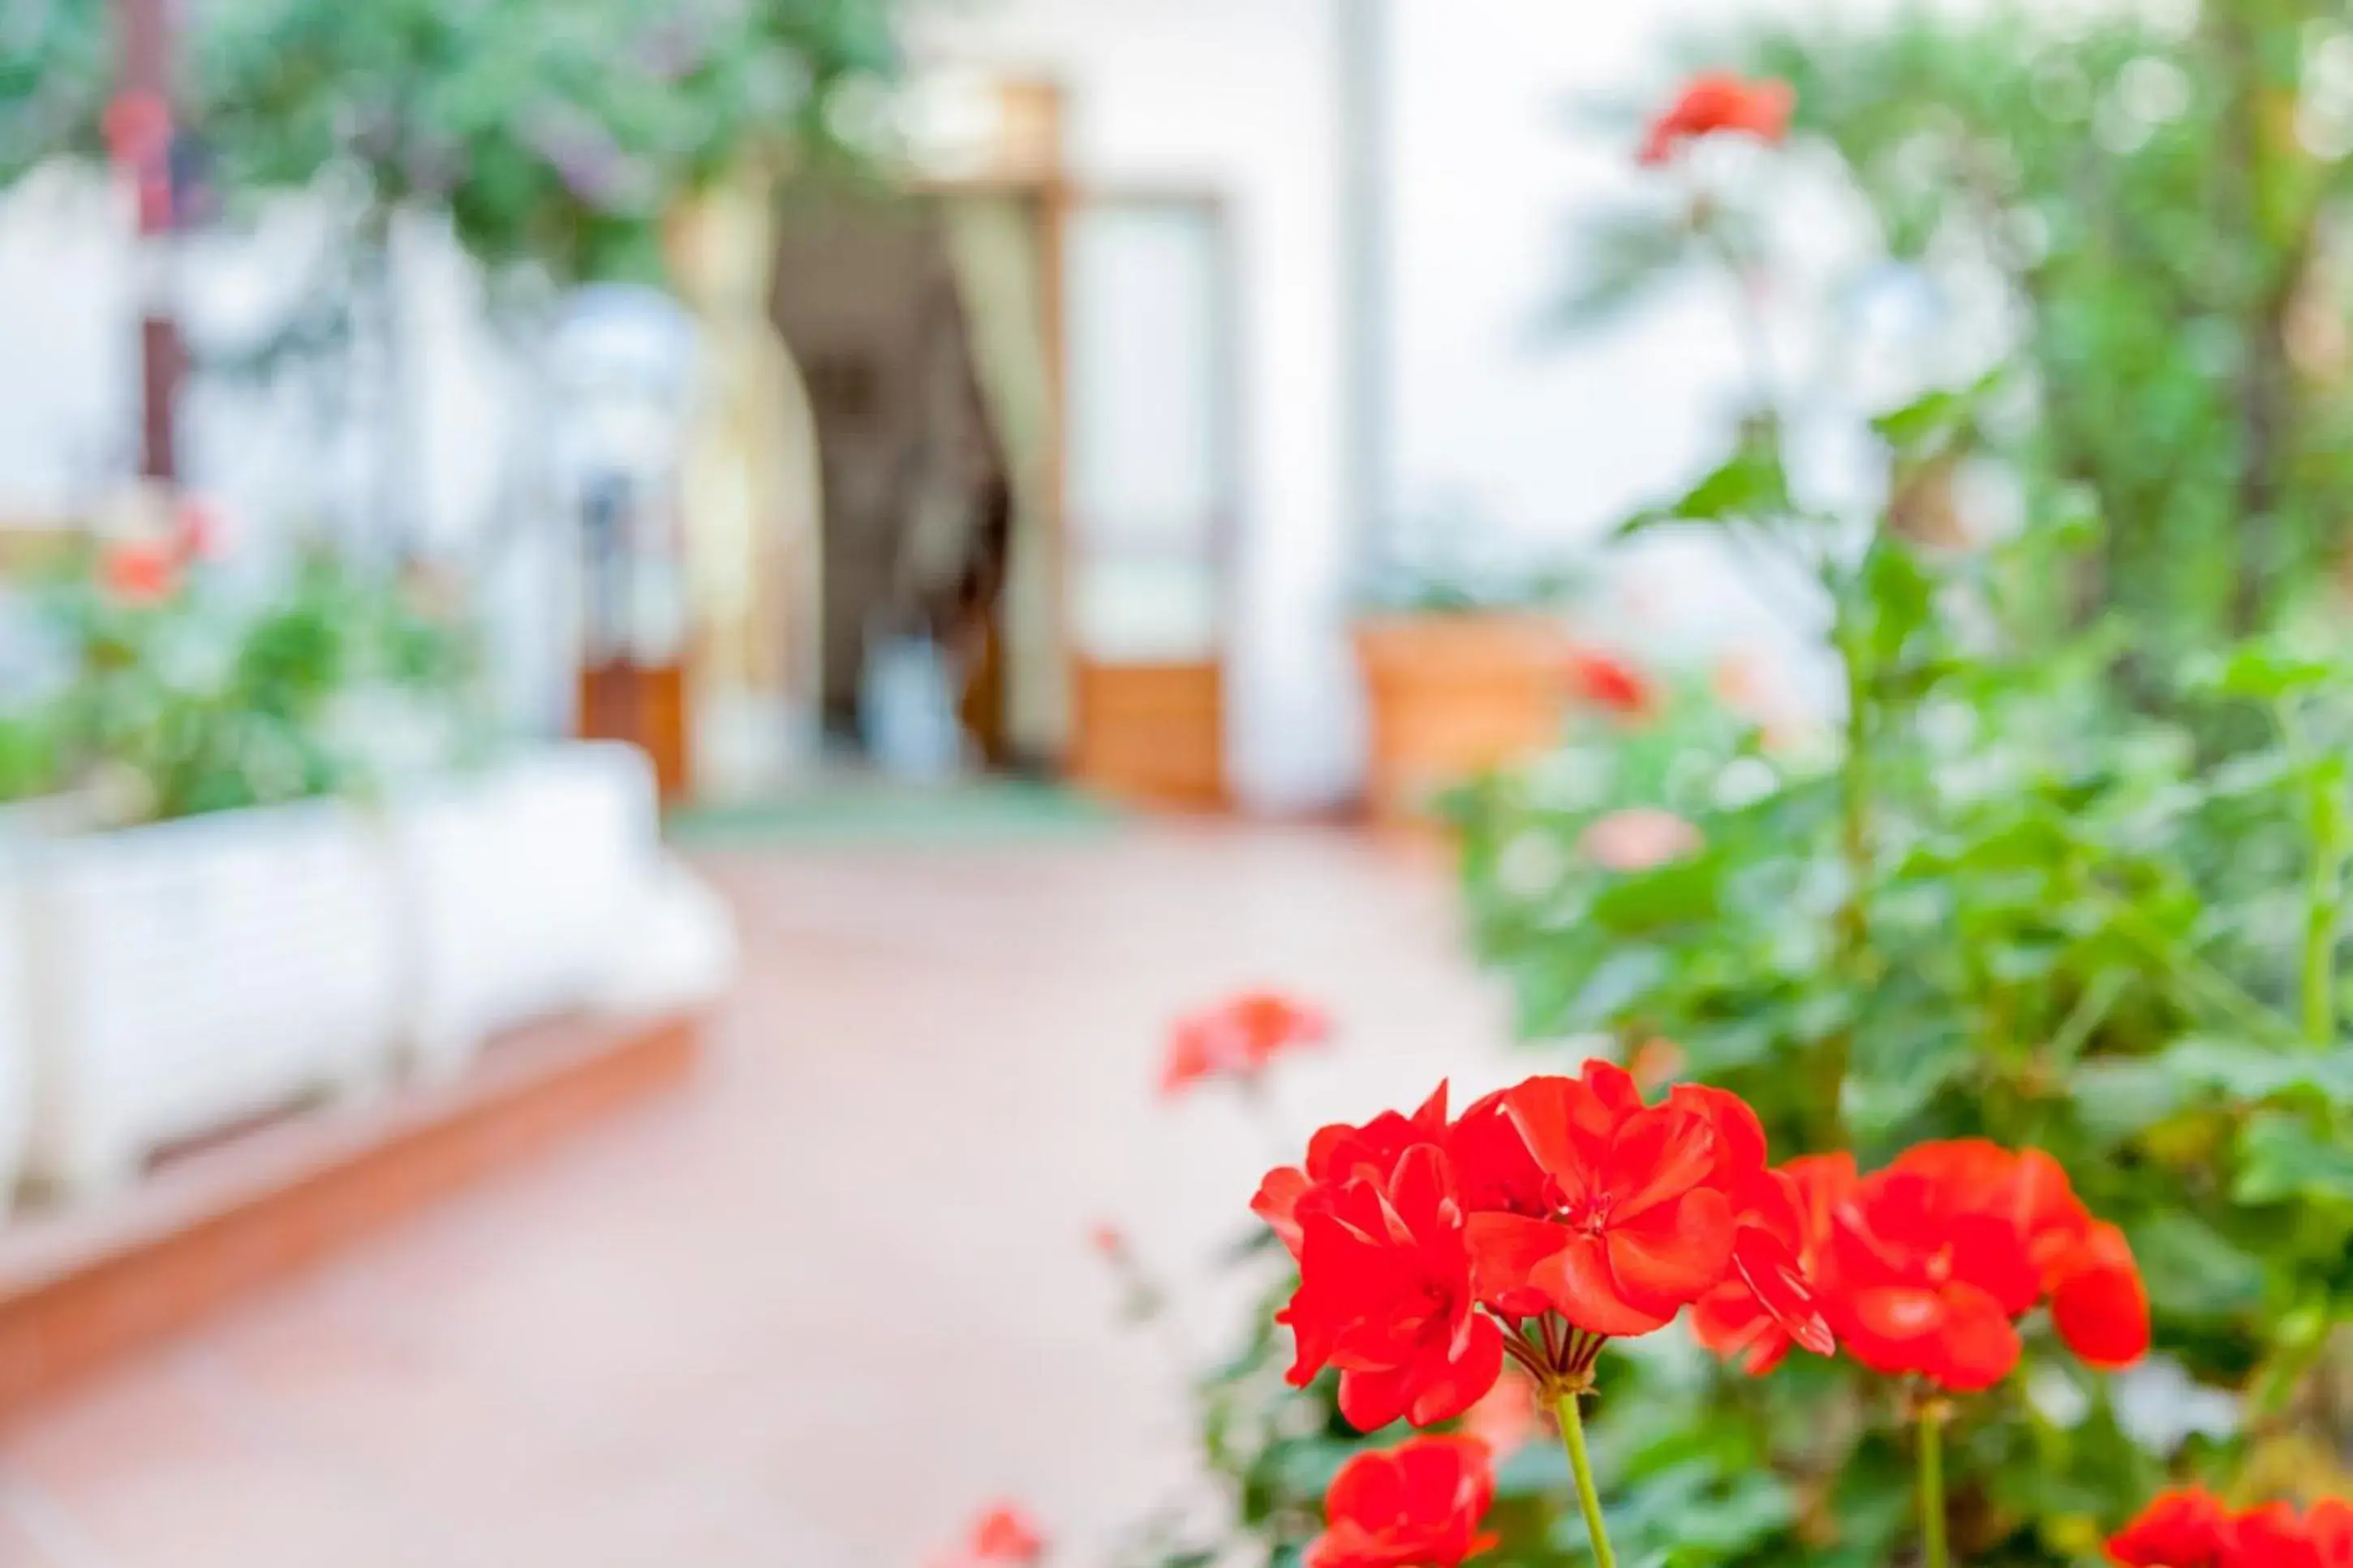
[1129,7,2353,1566]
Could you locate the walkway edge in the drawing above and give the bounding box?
[0,1012,702,1426]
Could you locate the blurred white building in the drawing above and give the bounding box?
[0,0,1873,811]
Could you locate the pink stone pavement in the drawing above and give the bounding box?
[0,823,1524,1567]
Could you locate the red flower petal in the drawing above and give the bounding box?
[1404,1315,1505,1427]
[2231,1502,2324,1568]
[1503,1075,1616,1207]
[1253,1165,1313,1256]
[2306,1499,2353,1568]
[1929,1282,2024,1392]
[1606,1186,1734,1315]
[1729,1226,1835,1359]
[2050,1222,2150,1369]
[1337,1364,1416,1433]
[1465,1211,1568,1310]
[1690,1281,1790,1376]
[1945,1213,2043,1318]
[2108,1488,2236,1568]
[1598,1102,1719,1222]
[1531,1232,1674,1338]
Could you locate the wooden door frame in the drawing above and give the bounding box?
[901,82,1248,795]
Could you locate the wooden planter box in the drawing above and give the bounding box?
[1353,613,1567,827]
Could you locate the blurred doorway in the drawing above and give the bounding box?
[770,190,1039,777]
[767,81,1241,806]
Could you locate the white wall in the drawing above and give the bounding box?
[0,170,134,516]
[913,0,1354,813]
[1386,0,1862,700]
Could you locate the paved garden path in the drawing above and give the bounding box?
[0,823,1521,1567]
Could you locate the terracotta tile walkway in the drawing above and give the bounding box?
[0,823,1521,1566]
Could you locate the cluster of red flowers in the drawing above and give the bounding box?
[1562,647,1657,722]
[1694,1141,2150,1390]
[1160,990,1329,1098]
[1256,1062,1832,1427]
[99,497,220,608]
[1305,1436,1498,1568]
[1258,1062,2150,1430]
[927,1503,1047,1568]
[1637,71,1795,165]
[2109,1489,2353,1568]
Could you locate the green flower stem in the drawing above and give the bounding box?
[1555,1390,1617,1568]
[2097,889,2303,1050]
[2278,700,2343,1050]
[2300,771,2342,1051]
[1810,605,1873,1152]
[1918,1405,1950,1568]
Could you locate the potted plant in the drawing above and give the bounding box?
[1351,546,1585,828]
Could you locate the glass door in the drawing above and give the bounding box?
[1062,195,1237,805]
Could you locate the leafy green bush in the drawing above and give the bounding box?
[1574,2,2353,652]
[1125,11,2353,1560]
[7,539,485,823]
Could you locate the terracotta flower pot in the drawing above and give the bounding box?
[1353,612,1568,827]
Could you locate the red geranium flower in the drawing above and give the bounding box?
[1162,990,1330,1098]
[1693,1151,1853,1375]
[1564,647,1657,721]
[1824,1160,2040,1391]
[1306,1435,1499,1568]
[1638,71,1795,165]
[1254,1083,1451,1257]
[1462,1063,1735,1340]
[1823,1141,2146,1391]
[100,539,179,607]
[929,1501,1047,1567]
[1280,1143,1503,1431]
[2107,1490,2352,1568]
[1262,1067,1813,1424]
[2109,1489,2239,1568]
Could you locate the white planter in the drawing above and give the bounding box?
[21,801,404,1200]
[388,743,660,1080]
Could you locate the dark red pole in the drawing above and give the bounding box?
[112,0,182,484]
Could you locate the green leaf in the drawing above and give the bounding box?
[2127,1213,2267,1318]
[1589,855,1724,934]
[2235,1112,2353,1205]
[1564,944,1675,1029]
[1869,366,2003,458]
[2187,641,2338,703]
[1618,436,1792,537]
